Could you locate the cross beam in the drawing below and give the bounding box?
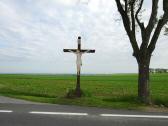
[63,36,95,97]
[63,49,95,53]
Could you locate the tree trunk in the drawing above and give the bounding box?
[138,60,150,103]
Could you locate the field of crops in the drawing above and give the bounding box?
[0,74,167,110]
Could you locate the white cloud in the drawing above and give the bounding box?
[0,0,167,73]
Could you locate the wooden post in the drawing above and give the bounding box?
[78,36,81,50]
[75,70,81,97]
[75,36,81,97]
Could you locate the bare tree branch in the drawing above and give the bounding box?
[163,0,168,13]
[115,0,131,34]
[130,1,136,35]
[124,0,128,12]
[135,0,145,31]
[138,0,159,53]
[115,0,139,57]
[134,0,149,53]
[146,0,159,40]
[148,14,168,54]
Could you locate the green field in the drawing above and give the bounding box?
[0,74,167,110]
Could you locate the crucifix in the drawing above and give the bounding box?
[63,36,95,97]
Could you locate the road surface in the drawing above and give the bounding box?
[0,96,168,126]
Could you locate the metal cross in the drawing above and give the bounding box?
[63,36,95,96]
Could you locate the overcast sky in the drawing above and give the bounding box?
[0,0,167,74]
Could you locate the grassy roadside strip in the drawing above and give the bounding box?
[0,74,168,111]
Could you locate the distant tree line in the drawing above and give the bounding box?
[149,68,168,73]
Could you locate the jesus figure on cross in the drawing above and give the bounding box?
[76,50,82,75]
[63,36,95,97]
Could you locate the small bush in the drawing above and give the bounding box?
[66,88,76,98]
[66,88,87,98]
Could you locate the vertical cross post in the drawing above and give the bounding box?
[76,36,81,96]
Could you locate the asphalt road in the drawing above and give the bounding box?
[0,97,168,126]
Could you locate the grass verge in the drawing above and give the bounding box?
[0,74,168,111]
